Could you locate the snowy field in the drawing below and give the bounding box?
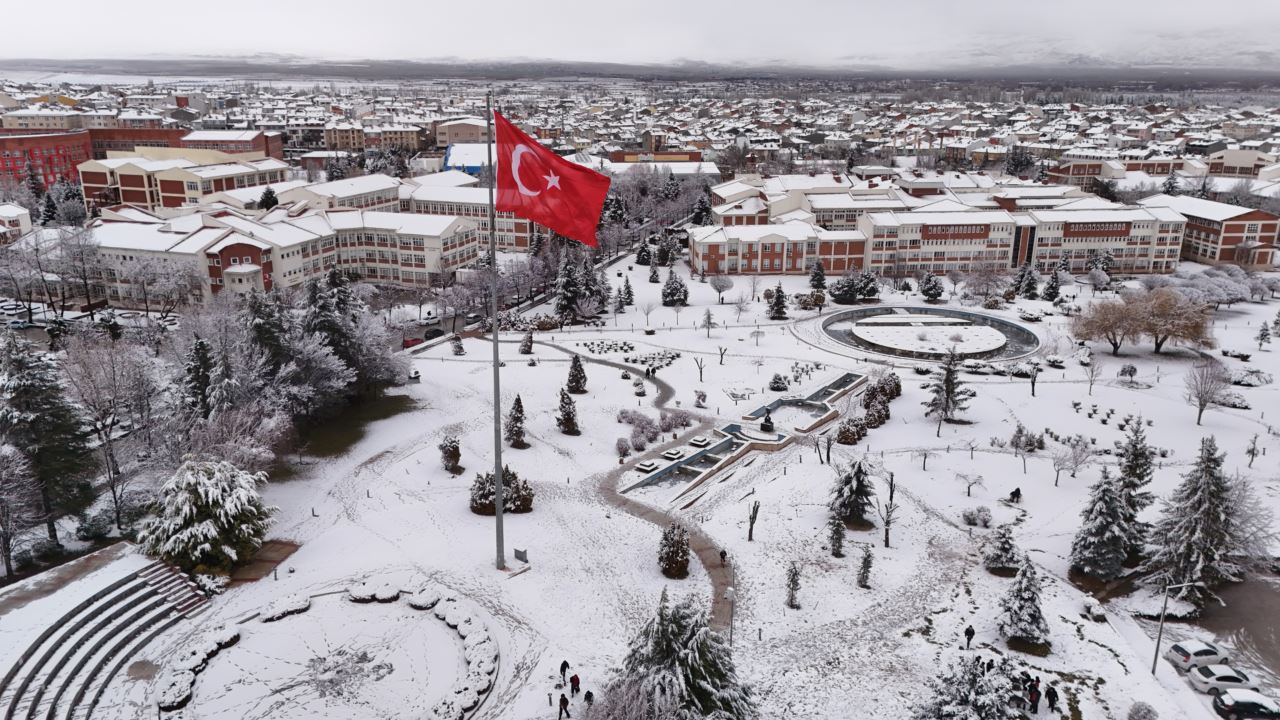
[57,255,1280,719]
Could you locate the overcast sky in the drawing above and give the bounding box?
[3,0,1279,70]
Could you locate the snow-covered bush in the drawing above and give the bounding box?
[961,507,992,528]
[982,525,1020,572]
[464,640,498,665]
[464,669,492,693]
[407,586,446,610]
[1215,390,1250,410]
[769,373,789,391]
[658,522,691,579]
[463,630,491,648]
[616,437,631,459]
[430,698,463,720]
[261,593,311,622]
[136,459,275,573]
[469,657,496,676]
[156,669,196,711]
[438,436,462,473]
[193,574,230,595]
[374,583,400,602]
[469,465,535,515]
[451,688,479,711]
[1127,701,1159,720]
[347,581,377,603]
[1230,368,1273,387]
[444,603,472,628]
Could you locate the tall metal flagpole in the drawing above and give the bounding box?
[484,92,506,571]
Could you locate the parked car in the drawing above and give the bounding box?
[1165,639,1229,671]
[1214,689,1280,719]
[401,337,425,349]
[1189,665,1260,695]
[422,328,444,341]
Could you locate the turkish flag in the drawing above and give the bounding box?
[494,111,610,247]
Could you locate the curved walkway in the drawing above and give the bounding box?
[520,337,736,632]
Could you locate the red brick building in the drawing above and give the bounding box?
[0,130,93,187]
[1139,194,1278,269]
[181,130,284,159]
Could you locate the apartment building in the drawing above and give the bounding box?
[408,185,537,250]
[1138,194,1278,269]
[1023,204,1185,274]
[435,118,489,147]
[364,124,424,151]
[0,130,93,187]
[324,122,365,152]
[0,203,32,244]
[279,174,401,212]
[78,155,290,210]
[2,107,92,131]
[180,130,284,159]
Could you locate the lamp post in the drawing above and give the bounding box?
[1151,581,1203,675]
[724,586,737,646]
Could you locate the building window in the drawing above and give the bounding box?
[230,257,240,265]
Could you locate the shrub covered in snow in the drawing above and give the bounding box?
[1230,368,1273,386]
[961,506,992,528]
[469,465,535,515]
[347,581,377,603]
[261,593,311,622]
[407,586,447,610]
[658,522,691,579]
[155,669,196,711]
[464,639,498,665]
[374,584,400,602]
[1127,701,1159,720]
[430,697,464,720]
[768,373,789,391]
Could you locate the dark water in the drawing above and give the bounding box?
[298,393,418,458]
[1197,575,1280,691]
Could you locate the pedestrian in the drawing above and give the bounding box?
[1028,685,1041,714]
[560,660,570,683]
[1045,684,1059,713]
[583,690,594,708]
[985,658,995,674]
[570,674,580,696]
[559,693,571,719]
[719,549,727,567]
[963,624,975,650]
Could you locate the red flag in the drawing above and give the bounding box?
[494,111,610,247]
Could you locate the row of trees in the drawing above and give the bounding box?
[1071,287,1213,355]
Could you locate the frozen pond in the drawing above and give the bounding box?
[824,306,1040,360]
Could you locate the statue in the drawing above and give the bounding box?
[760,409,775,433]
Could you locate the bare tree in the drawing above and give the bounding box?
[55,227,107,320]
[718,346,728,365]
[639,301,657,325]
[1084,357,1103,396]
[1051,437,1092,486]
[1184,360,1229,425]
[0,445,41,579]
[913,448,936,471]
[748,500,760,541]
[699,308,717,337]
[732,292,750,322]
[693,356,706,382]
[1072,299,1140,355]
[956,472,985,497]
[747,275,762,301]
[709,274,734,303]
[875,472,899,548]
[1132,288,1215,354]
[965,263,1008,299]
[750,329,765,346]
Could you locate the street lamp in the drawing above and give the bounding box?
[1151,581,1204,675]
[724,586,737,646]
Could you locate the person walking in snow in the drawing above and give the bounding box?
[570,674,581,696]
[583,690,594,708]
[1028,685,1041,714]
[1045,684,1059,713]
[964,624,975,649]
[560,660,570,683]
[1009,487,1022,504]
[559,693,571,719]
[719,549,727,567]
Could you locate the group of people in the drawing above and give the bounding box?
[557,660,593,719]
[964,625,1060,716]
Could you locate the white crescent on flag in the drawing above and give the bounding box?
[510,145,540,197]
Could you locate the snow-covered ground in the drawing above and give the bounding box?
[16,255,1280,719]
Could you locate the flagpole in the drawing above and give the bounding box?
[484,91,506,571]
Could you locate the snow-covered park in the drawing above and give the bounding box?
[3,245,1279,720]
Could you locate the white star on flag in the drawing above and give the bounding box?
[544,171,561,190]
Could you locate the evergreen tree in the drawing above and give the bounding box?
[518,330,534,354]
[1162,169,1181,196]
[919,273,944,301]
[648,262,660,284]
[691,195,712,225]
[23,161,44,199]
[469,464,535,514]
[181,336,215,420]
[635,242,652,266]
[553,251,581,319]
[857,546,873,588]
[659,522,690,578]
[451,335,466,356]
[1070,469,1131,581]
[603,589,757,719]
[303,270,361,378]
[662,269,689,306]
[504,395,527,448]
[855,270,880,300]
[829,460,876,525]
[998,554,1050,646]
[257,186,279,210]
[0,333,95,542]
[1143,436,1239,605]
[40,192,57,226]
[983,524,1021,572]
[827,513,845,557]
[602,192,627,225]
[913,654,1021,720]
[621,276,635,305]
[1019,265,1040,300]
[1116,418,1156,555]
[922,348,976,436]
[136,459,275,572]
[566,354,588,394]
[768,282,788,320]
[242,290,290,371]
[579,255,606,306]
[809,260,827,290]
[438,435,461,473]
[1041,270,1061,301]
[1256,324,1271,350]
[785,562,801,609]
[556,387,580,435]
[660,172,680,201]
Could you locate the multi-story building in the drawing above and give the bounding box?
[180,130,284,159]
[408,185,538,250]
[1022,205,1185,274]
[1138,194,1278,269]
[435,118,489,147]
[78,155,290,211]
[279,174,401,212]
[0,203,32,244]
[2,107,90,131]
[0,130,93,187]
[688,222,866,276]
[324,122,365,152]
[364,125,424,152]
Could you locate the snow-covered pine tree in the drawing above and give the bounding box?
[983,524,1021,572]
[1143,436,1239,605]
[451,335,465,356]
[1055,255,1071,278]
[835,416,866,445]
[768,282,788,319]
[136,459,275,572]
[1256,324,1271,350]
[566,355,588,394]
[438,436,461,473]
[1041,270,1061,301]
[257,187,279,210]
[691,195,711,225]
[655,241,671,267]
[207,348,239,417]
[553,252,582,319]
[876,371,902,399]
[661,269,688,306]
[648,263,660,284]
[1162,169,1181,196]
[468,464,534,514]
[556,387,580,435]
[827,513,845,557]
[0,333,95,544]
[504,395,527,448]
[518,330,534,354]
[768,373,789,391]
[242,290,291,371]
[1117,418,1156,555]
[621,276,635,305]
[809,261,827,290]
[913,654,1020,720]
[1019,266,1040,299]
[659,522,690,578]
[855,270,880,300]
[579,255,605,306]
[830,460,876,525]
[1009,263,1029,296]
[922,347,975,436]
[599,589,757,720]
[181,336,215,420]
[919,272,944,301]
[635,242,652,266]
[785,562,801,609]
[1070,468,1131,581]
[23,161,44,199]
[40,192,57,226]
[865,398,890,428]
[857,545,873,588]
[998,554,1050,647]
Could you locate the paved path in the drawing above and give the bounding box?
[522,337,737,632]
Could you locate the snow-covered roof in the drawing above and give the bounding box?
[1137,194,1262,223]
